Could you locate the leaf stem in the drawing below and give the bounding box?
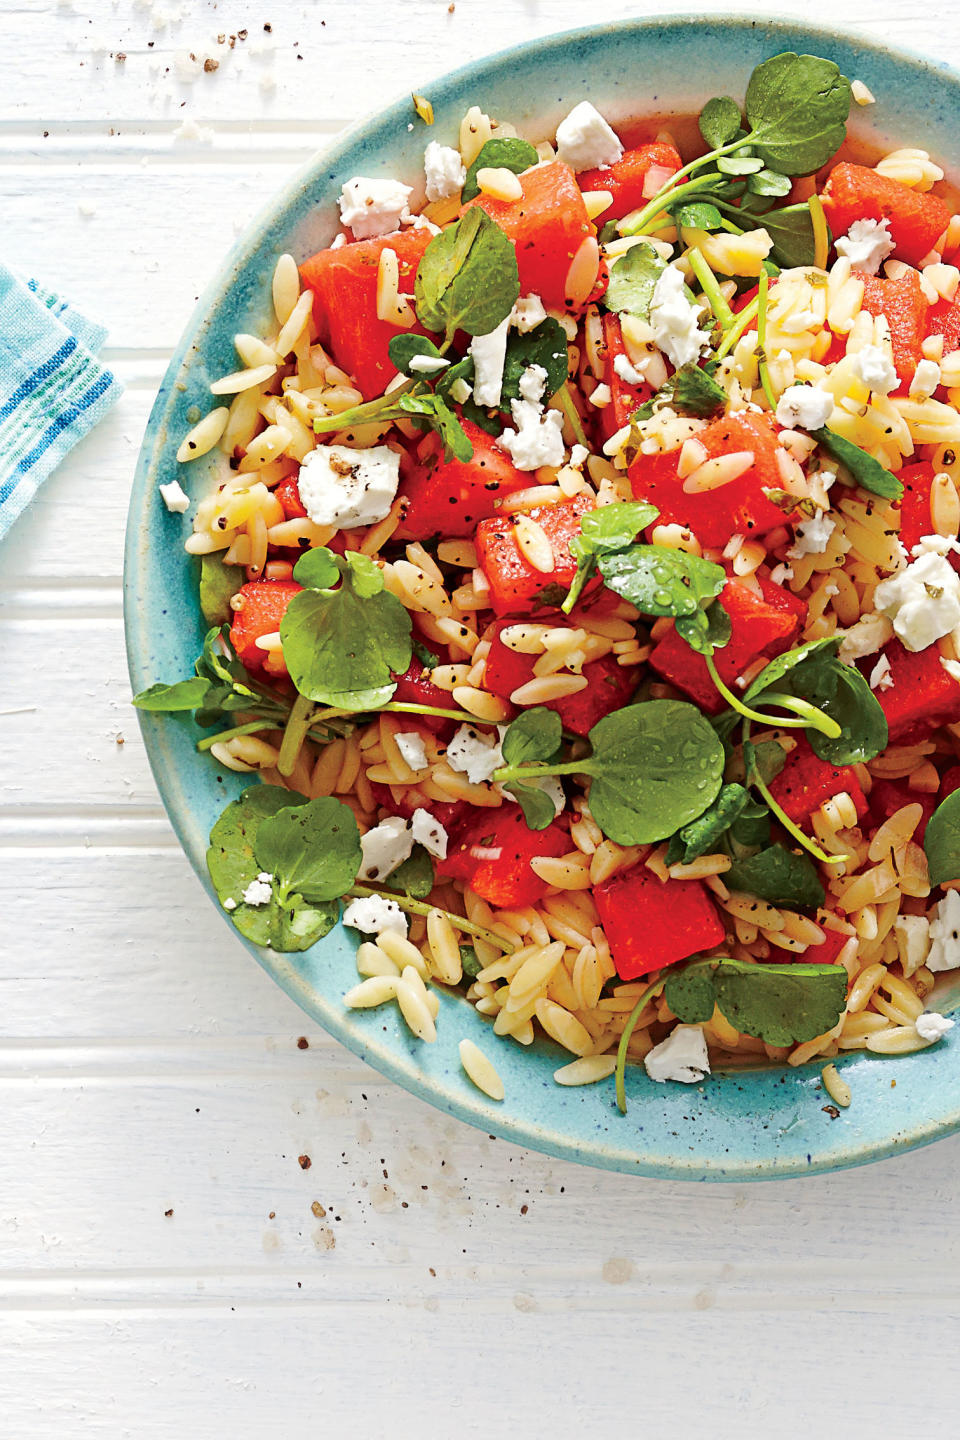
[619,171,727,237]
[614,978,666,1114]
[809,192,829,270]
[490,758,584,786]
[556,381,589,449]
[686,246,735,331]
[756,268,778,411]
[345,885,513,952]
[278,692,315,776]
[312,377,419,435]
[704,655,809,729]
[715,293,760,360]
[760,691,842,741]
[196,720,279,752]
[742,720,850,867]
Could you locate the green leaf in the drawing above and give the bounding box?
[256,795,362,904]
[746,739,788,786]
[744,52,852,175]
[810,426,904,501]
[725,843,825,909]
[399,392,473,462]
[603,242,667,321]
[501,706,562,766]
[631,362,727,423]
[667,782,751,864]
[412,639,439,670]
[563,500,659,612]
[382,845,435,899]
[675,599,732,657]
[133,677,211,712]
[199,554,242,626]
[506,781,557,830]
[740,190,777,215]
[387,333,446,375]
[743,637,839,705]
[460,136,539,202]
[747,202,818,268]
[717,154,764,176]
[579,700,726,845]
[665,957,848,1045]
[924,790,960,886]
[748,168,792,197]
[674,200,724,231]
[745,637,888,766]
[460,945,483,980]
[500,318,569,410]
[414,207,520,340]
[699,96,742,149]
[728,796,772,853]
[598,544,726,618]
[281,548,413,710]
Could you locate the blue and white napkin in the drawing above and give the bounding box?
[0,263,122,541]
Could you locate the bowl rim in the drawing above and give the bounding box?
[125,12,960,1181]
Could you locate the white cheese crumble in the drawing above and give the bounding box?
[500,397,565,470]
[423,140,466,202]
[913,533,960,558]
[446,724,503,784]
[917,1011,955,1041]
[649,266,711,371]
[223,898,237,911]
[835,217,895,274]
[569,443,589,468]
[894,913,929,975]
[928,890,960,969]
[469,317,510,406]
[643,1025,711,1084]
[241,872,273,907]
[342,894,408,938]
[775,384,834,431]
[851,344,898,396]
[554,100,623,172]
[297,444,401,530]
[448,376,473,404]
[510,293,548,333]
[873,550,960,651]
[838,612,893,665]
[394,732,429,772]
[411,807,449,859]
[518,363,548,405]
[159,479,190,513]
[358,815,414,883]
[769,563,794,586]
[941,657,960,685]
[338,176,413,240]
[787,511,836,558]
[407,354,450,375]
[869,653,895,690]
[613,352,646,388]
[910,358,942,398]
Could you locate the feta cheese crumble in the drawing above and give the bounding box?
[241,872,273,907]
[358,815,414,883]
[423,140,466,202]
[446,724,503,784]
[928,890,960,970]
[649,266,710,371]
[411,807,449,859]
[554,101,622,172]
[838,612,893,665]
[613,352,646,388]
[869,653,895,690]
[509,293,548,333]
[407,354,450,375]
[469,317,510,406]
[338,176,413,239]
[518,363,548,405]
[159,479,190,514]
[342,894,408,938]
[448,376,473,405]
[643,1025,711,1085]
[394,732,429,772]
[851,344,898,396]
[873,550,960,652]
[223,898,238,912]
[775,384,834,431]
[916,1011,955,1042]
[911,358,942,398]
[787,511,836,558]
[297,444,401,530]
[835,217,895,274]
[500,397,565,470]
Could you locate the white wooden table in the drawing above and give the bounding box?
[4,2,960,1433]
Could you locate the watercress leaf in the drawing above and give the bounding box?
[500,318,569,410]
[674,200,724,231]
[412,639,439,670]
[382,844,435,899]
[199,554,242,626]
[665,956,847,1045]
[414,207,520,340]
[603,242,666,321]
[506,781,557,830]
[579,699,725,845]
[400,392,474,461]
[718,154,764,176]
[675,599,732,656]
[292,546,342,591]
[733,202,817,267]
[805,660,889,766]
[699,95,742,149]
[501,706,562,766]
[739,191,777,215]
[282,550,412,709]
[725,843,825,908]
[598,544,726,617]
[670,781,751,863]
[255,794,362,905]
[461,136,539,203]
[743,636,839,704]
[437,355,503,436]
[632,362,727,424]
[387,333,445,374]
[133,677,211,712]
[460,944,482,980]
[744,52,852,175]
[564,500,660,612]
[744,738,788,786]
[810,426,904,500]
[747,167,792,197]
[924,789,960,886]
[728,796,772,852]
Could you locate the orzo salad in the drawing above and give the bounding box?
[138,52,960,1111]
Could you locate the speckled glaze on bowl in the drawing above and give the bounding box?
[126,15,960,1179]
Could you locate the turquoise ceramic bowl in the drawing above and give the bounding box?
[126,16,960,1179]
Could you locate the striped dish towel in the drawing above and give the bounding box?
[0,262,122,542]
